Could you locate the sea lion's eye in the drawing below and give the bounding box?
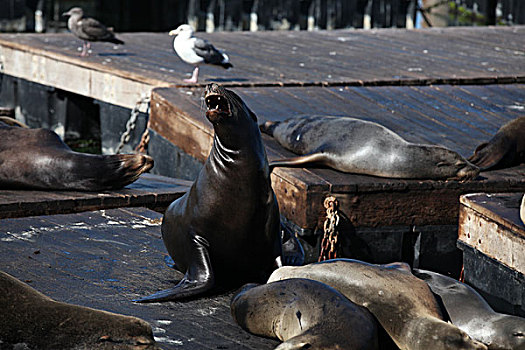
[513,332,525,337]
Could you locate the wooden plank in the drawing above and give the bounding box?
[0,26,523,111]
[150,84,525,229]
[0,208,278,350]
[0,173,191,219]
[459,193,525,274]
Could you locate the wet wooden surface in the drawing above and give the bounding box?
[0,208,278,350]
[0,26,523,94]
[0,173,191,219]
[459,193,525,273]
[150,84,525,230]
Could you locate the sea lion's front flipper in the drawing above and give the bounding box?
[468,138,509,170]
[269,153,327,171]
[134,235,215,303]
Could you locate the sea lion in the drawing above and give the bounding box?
[231,278,379,350]
[468,117,525,170]
[268,259,487,350]
[0,123,153,191]
[0,271,159,349]
[260,116,479,180]
[414,269,525,350]
[135,83,281,302]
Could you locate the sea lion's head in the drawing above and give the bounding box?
[432,146,480,181]
[204,83,257,125]
[488,316,525,350]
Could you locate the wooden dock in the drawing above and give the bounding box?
[458,193,525,316]
[1,26,524,110]
[0,208,278,349]
[151,84,525,231]
[0,173,191,219]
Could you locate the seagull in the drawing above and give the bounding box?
[169,24,233,83]
[62,7,124,57]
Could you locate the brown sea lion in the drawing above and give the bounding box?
[231,279,379,350]
[0,123,153,191]
[0,271,159,349]
[135,83,282,302]
[261,116,479,180]
[268,259,487,350]
[468,117,525,170]
[414,269,525,350]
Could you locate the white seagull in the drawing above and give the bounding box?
[169,24,233,83]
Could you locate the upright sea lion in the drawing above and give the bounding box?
[268,259,487,350]
[469,117,525,170]
[414,269,525,350]
[261,116,479,180]
[0,271,159,349]
[0,123,153,191]
[231,279,379,350]
[135,83,281,302]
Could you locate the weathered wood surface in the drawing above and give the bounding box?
[1,26,524,108]
[0,208,278,350]
[151,84,525,230]
[459,193,525,274]
[0,173,191,219]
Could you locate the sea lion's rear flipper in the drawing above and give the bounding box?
[269,153,327,171]
[468,138,510,170]
[134,235,215,303]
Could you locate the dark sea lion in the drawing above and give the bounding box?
[414,269,525,350]
[268,259,487,350]
[0,271,159,350]
[468,117,525,170]
[261,116,479,180]
[0,123,153,191]
[231,278,379,350]
[135,83,281,302]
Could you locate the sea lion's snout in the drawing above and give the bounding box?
[205,85,231,123]
[456,162,480,181]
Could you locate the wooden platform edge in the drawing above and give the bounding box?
[0,42,168,109]
[459,195,525,273]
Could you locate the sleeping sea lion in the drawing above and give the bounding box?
[261,116,479,180]
[268,259,487,350]
[0,271,159,349]
[468,117,525,170]
[231,279,379,350]
[0,122,153,191]
[414,269,525,350]
[135,83,282,302]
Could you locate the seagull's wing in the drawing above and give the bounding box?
[80,17,113,40]
[193,38,227,65]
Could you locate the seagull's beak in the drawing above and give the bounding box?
[168,29,179,36]
[62,10,71,17]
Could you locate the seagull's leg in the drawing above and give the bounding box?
[184,67,199,83]
[80,42,87,57]
[86,42,91,54]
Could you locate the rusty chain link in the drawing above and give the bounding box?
[116,93,150,154]
[318,196,340,262]
[135,119,151,154]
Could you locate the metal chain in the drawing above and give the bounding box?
[116,93,150,154]
[318,196,340,262]
[135,119,151,154]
